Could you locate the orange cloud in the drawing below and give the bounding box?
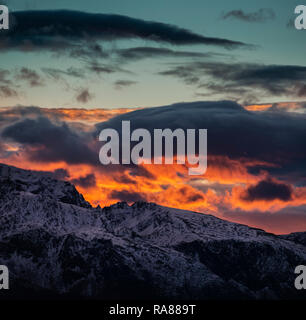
[46,107,139,124]
[230,183,306,212]
[245,102,306,113]
[245,104,272,111]
[1,105,306,234]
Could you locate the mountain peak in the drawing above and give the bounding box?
[0,163,91,208]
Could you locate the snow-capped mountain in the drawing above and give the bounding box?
[0,163,305,300]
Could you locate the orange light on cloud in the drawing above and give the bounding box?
[230,184,306,212]
[244,104,272,111]
[48,107,139,124]
[1,105,306,234]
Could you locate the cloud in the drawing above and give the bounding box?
[76,89,94,104]
[113,174,137,185]
[88,63,119,75]
[71,173,96,188]
[2,101,305,190]
[42,67,84,80]
[1,10,249,56]
[1,103,306,234]
[159,62,306,101]
[0,105,137,127]
[241,178,293,202]
[0,67,43,95]
[178,186,204,202]
[268,102,306,113]
[2,117,98,165]
[69,43,108,59]
[128,165,156,180]
[15,67,43,87]
[0,85,18,98]
[114,80,137,90]
[0,69,18,97]
[116,47,217,61]
[221,8,275,23]
[0,106,43,124]
[95,100,306,182]
[110,190,147,203]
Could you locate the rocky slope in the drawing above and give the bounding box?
[0,163,305,300]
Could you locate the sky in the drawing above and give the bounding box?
[1,0,306,108]
[1,1,306,234]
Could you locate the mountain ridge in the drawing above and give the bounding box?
[0,163,305,300]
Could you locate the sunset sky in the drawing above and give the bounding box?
[1,0,306,234]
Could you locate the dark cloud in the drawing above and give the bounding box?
[0,106,46,125]
[69,43,108,59]
[128,165,156,180]
[0,85,18,98]
[113,174,136,185]
[0,69,19,97]
[117,47,217,61]
[86,62,133,76]
[241,179,293,202]
[222,8,275,23]
[76,89,94,104]
[0,15,109,59]
[159,62,306,101]
[187,193,204,202]
[114,80,137,90]
[71,173,96,188]
[249,158,306,188]
[40,67,84,90]
[1,10,249,56]
[95,100,306,184]
[110,190,147,203]
[15,67,43,87]
[88,63,117,75]
[42,67,84,80]
[179,187,204,202]
[2,117,98,165]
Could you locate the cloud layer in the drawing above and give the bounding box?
[222,8,275,23]
[159,62,306,102]
[1,101,306,234]
[96,100,306,168]
[1,10,248,55]
[2,116,98,165]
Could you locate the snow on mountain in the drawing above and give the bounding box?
[0,163,305,300]
[280,232,306,247]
